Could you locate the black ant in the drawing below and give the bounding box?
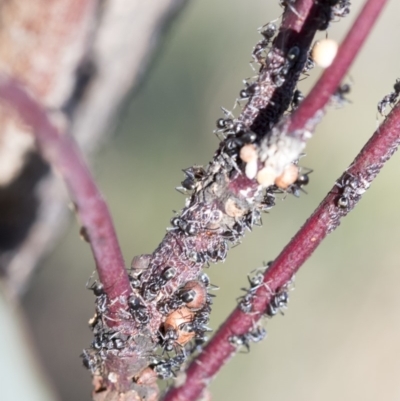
[170,216,198,236]
[291,89,304,110]
[377,79,400,116]
[176,165,205,193]
[335,173,369,210]
[151,352,187,379]
[128,296,150,326]
[252,22,277,64]
[265,290,289,317]
[229,326,267,352]
[142,266,177,301]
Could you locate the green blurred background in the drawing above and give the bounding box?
[14,0,400,400]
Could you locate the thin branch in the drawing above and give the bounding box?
[162,96,400,401]
[0,77,131,317]
[288,0,388,136]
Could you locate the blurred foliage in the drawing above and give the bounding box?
[0,288,57,400]
[13,0,400,400]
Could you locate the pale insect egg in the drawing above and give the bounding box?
[311,39,338,68]
[240,144,259,179]
[274,164,299,189]
[245,159,258,179]
[256,165,276,187]
[240,144,257,163]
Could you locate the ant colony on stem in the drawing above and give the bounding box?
[81,0,354,397]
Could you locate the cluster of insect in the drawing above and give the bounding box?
[83,265,293,379]
[231,266,294,351]
[81,0,355,386]
[82,263,217,380]
[212,1,353,195]
[237,266,291,317]
[335,172,370,211]
[214,34,312,197]
[377,79,400,116]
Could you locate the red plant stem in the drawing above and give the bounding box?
[282,0,313,31]
[163,101,400,401]
[0,77,131,317]
[289,0,388,136]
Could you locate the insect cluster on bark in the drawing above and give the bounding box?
[80,0,353,396]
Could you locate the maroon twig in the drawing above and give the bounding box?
[289,0,388,136]
[0,77,131,318]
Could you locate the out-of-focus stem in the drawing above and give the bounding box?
[0,77,131,318]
